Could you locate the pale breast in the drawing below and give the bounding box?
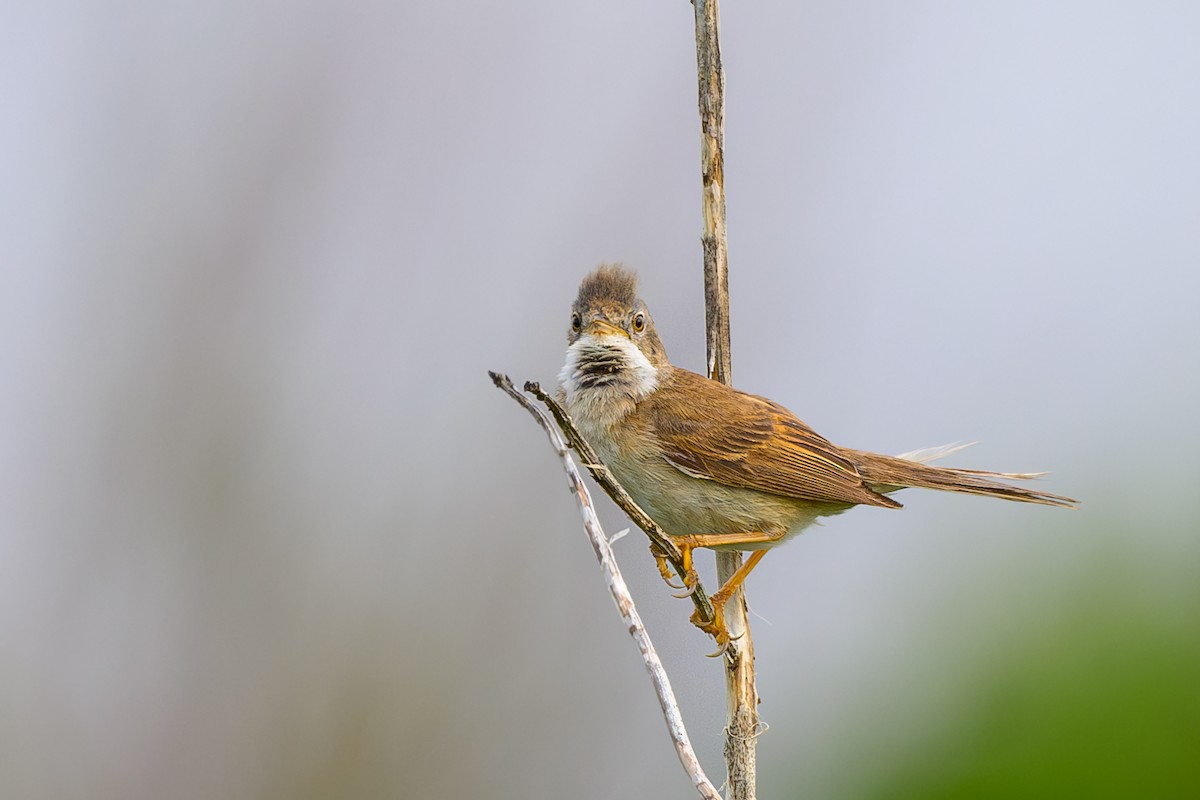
[559,346,841,547]
[613,451,829,542]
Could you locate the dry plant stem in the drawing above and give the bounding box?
[693,0,731,387]
[523,381,716,626]
[693,0,760,798]
[489,372,722,800]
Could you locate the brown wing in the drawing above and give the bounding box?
[646,369,900,508]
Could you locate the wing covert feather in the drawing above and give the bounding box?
[646,369,899,508]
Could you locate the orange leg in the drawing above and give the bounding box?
[674,530,784,550]
[709,549,769,608]
[668,531,784,648]
[689,550,770,649]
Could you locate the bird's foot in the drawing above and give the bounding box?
[651,545,685,589]
[650,544,699,596]
[690,602,731,657]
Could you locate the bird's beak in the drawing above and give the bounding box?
[585,319,629,339]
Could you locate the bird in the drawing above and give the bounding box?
[556,263,1076,646]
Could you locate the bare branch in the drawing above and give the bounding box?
[522,381,715,625]
[489,371,721,800]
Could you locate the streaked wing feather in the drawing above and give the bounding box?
[649,370,899,508]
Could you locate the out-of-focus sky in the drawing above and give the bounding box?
[3,2,1198,798]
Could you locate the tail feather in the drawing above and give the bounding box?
[847,446,1077,509]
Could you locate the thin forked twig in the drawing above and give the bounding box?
[522,381,717,625]
[489,371,721,800]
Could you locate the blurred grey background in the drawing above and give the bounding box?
[3,2,1198,798]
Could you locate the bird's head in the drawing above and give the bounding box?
[559,264,668,402]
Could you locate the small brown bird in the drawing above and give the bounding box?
[557,264,1075,644]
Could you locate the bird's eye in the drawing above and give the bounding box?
[632,313,646,333]
[571,313,582,331]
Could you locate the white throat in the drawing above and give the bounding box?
[557,334,659,428]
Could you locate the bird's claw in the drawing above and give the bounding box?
[651,546,696,592]
[671,580,701,599]
[690,603,731,654]
[704,640,735,659]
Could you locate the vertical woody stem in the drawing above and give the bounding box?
[692,1,759,798]
[694,0,731,388]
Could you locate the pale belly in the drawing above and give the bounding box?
[591,430,845,550]
[562,379,847,550]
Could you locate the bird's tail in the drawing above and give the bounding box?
[847,443,1077,508]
